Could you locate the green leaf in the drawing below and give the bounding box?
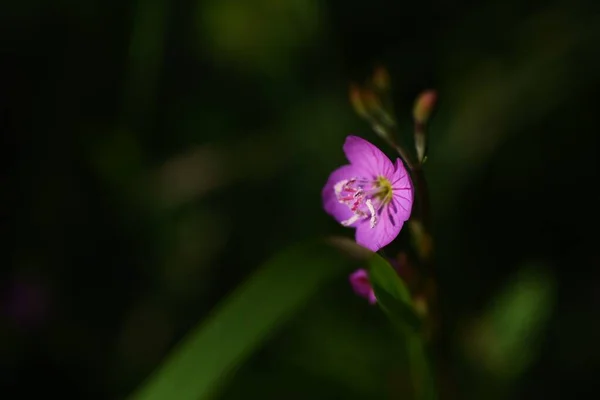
[367,255,437,400]
[128,238,366,400]
[367,253,419,331]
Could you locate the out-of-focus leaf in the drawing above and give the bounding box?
[430,9,600,217]
[198,0,319,75]
[128,238,367,400]
[465,263,556,384]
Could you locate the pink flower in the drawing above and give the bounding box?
[322,136,413,251]
[349,269,377,304]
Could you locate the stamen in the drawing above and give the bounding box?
[334,175,393,229]
[366,199,377,228]
[341,213,361,227]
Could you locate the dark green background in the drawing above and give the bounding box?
[3,0,599,398]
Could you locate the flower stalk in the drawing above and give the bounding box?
[347,67,438,327]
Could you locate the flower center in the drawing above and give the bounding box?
[334,176,393,228]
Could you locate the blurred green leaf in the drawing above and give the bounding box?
[465,263,556,385]
[128,238,366,400]
[198,0,319,75]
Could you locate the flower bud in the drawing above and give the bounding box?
[371,66,391,91]
[349,84,368,118]
[412,90,437,124]
[361,89,383,114]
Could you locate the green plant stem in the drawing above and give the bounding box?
[406,331,437,400]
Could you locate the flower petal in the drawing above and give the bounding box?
[343,136,394,178]
[392,158,412,190]
[355,207,404,251]
[390,195,412,222]
[322,164,363,226]
[391,158,414,221]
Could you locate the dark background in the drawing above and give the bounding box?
[3,0,599,398]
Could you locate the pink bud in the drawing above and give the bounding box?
[349,269,377,304]
[413,90,437,124]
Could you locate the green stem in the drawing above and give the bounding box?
[406,331,437,400]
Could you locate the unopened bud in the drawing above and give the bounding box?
[361,89,383,113]
[349,84,368,118]
[415,130,427,163]
[409,220,433,261]
[413,90,437,124]
[413,296,429,318]
[371,66,391,91]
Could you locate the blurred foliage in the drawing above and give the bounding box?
[131,239,366,400]
[461,264,556,399]
[3,0,600,399]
